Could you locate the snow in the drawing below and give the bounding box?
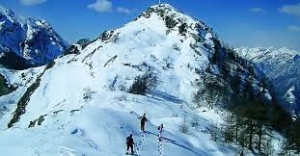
[0,5,68,66]
[0,91,235,155]
[0,4,242,156]
[0,67,44,129]
[236,46,300,115]
[284,86,296,105]
[0,66,44,86]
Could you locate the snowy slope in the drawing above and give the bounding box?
[0,5,68,69]
[0,4,257,155]
[0,66,44,129]
[236,47,300,116]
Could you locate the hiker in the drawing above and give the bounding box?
[139,113,148,132]
[157,123,164,141]
[126,134,135,154]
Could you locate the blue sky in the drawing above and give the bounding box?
[1,0,300,50]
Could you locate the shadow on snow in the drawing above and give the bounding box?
[144,131,203,155]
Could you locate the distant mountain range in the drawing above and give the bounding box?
[236,47,300,116]
[0,5,68,69]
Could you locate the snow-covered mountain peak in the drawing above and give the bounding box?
[0,5,68,69]
[135,4,212,35]
[151,3,174,9]
[0,5,23,24]
[146,3,196,23]
[0,5,14,17]
[91,3,216,64]
[147,3,184,18]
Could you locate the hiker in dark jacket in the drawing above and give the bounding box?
[139,113,148,132]
[157,123,164,141]
[126,134,135,154]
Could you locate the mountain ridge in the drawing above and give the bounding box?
[0,5,68,69]
[235,46,300,116]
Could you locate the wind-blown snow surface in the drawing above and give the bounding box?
[0,4,235,155]
[0,5,68,67]
[236,47,300,115]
